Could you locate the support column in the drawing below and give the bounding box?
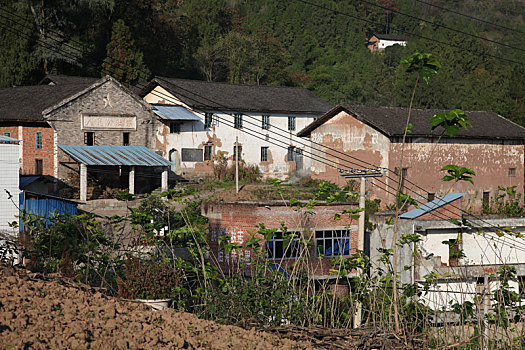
[80,163,87,202]
[161,167,168,191]
[129,166,135,194]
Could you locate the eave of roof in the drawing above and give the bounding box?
[297,104,525,140]
[399,193,466,219]
[139,77,331,115]
[58,145,171,167]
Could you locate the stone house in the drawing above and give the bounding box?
[0,75,166,199]
[367,33,408,52]
[139,77,331,179]
[202,200,359,278]
[297,104,525,212]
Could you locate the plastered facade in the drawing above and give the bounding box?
[308,111,525,212]
[144,87,316,179]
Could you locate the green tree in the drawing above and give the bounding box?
[101,19,150,86]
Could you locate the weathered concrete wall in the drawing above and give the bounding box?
[307,110,524,212]
[144,88,317,179]
[369,214,525,310]
[45,79,155,190]
[308,111,391,202]
[202,201,358,277]
[389,139,525,212]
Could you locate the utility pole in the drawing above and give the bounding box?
[340,167,385,328]
[235,136,239,193]
[483,275,489,350]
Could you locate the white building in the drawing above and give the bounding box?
[0,135,20,262]
[370,193,525,312]
[139,77,331,179]
[367,33,408,52]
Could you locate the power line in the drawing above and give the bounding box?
[295,0,525,66]
[359,0,525,54]
[412,0,525,37]
[3,7,525,257]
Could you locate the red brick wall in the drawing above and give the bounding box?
[202,201,359,277]
[22,125,54,176]
[0,122,55,176]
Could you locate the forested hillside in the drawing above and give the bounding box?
[1,0,524,124]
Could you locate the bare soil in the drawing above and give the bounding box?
[0,264,308,349]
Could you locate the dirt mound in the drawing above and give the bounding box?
[0,265,307,349]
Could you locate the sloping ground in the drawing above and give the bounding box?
[0,265,307,349]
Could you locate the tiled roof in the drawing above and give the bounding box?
[38,74,98,86]
[298,104,525,140]
[140,77,332,114]
[0,83,96,122]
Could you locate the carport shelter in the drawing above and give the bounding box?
[58,145,171,201]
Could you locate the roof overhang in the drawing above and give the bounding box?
[58,145,171,167]
[399,193,466,220]
[153,105,201,121]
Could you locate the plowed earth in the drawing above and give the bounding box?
[0,265,308,349]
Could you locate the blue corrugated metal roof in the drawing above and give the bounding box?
[153,105,201,121]
[58,145,171,167]
[399,192,466,219]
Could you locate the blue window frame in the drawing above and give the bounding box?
[35,132,42,149]
[315,230,351,257]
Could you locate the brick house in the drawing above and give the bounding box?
[297,104,525,212]
[202,201,359,278]
[139,77,331,179]
[0,75,161,199]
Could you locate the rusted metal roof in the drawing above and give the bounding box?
[58,145,171,167]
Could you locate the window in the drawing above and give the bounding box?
[123,132,130,146]
[261,147,269,162]
[204,144,212,161]
[169,122,181,134]
[265,231,301,260]
[35,159,43,175]
[205,112,213,128]
[234,113,243,129]
[288,116,296,131]
[509,168,516,177]
[233,145,242,161]
[287,146,295,161]
[181,148,203,162]
[427,193,435,202]
[482,191,490,212]
[315,230,352,257]
[262,115,270,130]
[3,132,10,137]
[401,168,408,179]
[84,132,94,146]
[35,132,42,149]
[448,239,461,267]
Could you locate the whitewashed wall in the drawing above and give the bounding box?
[144,87,316,179]
[378,39,407,49]
[0,143,20,251]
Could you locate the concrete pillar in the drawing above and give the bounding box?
[161,167,168,191]
[129,166,135,194]
[80,163,87,202]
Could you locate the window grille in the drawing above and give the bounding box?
[35,132,42,149]
[234,113,243,129]
[265,231,301,260]
[262,115,270,130]
[169,122,181,134]
[261,147,269,162]
[288,116,296,131]
[315,230,352,257]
